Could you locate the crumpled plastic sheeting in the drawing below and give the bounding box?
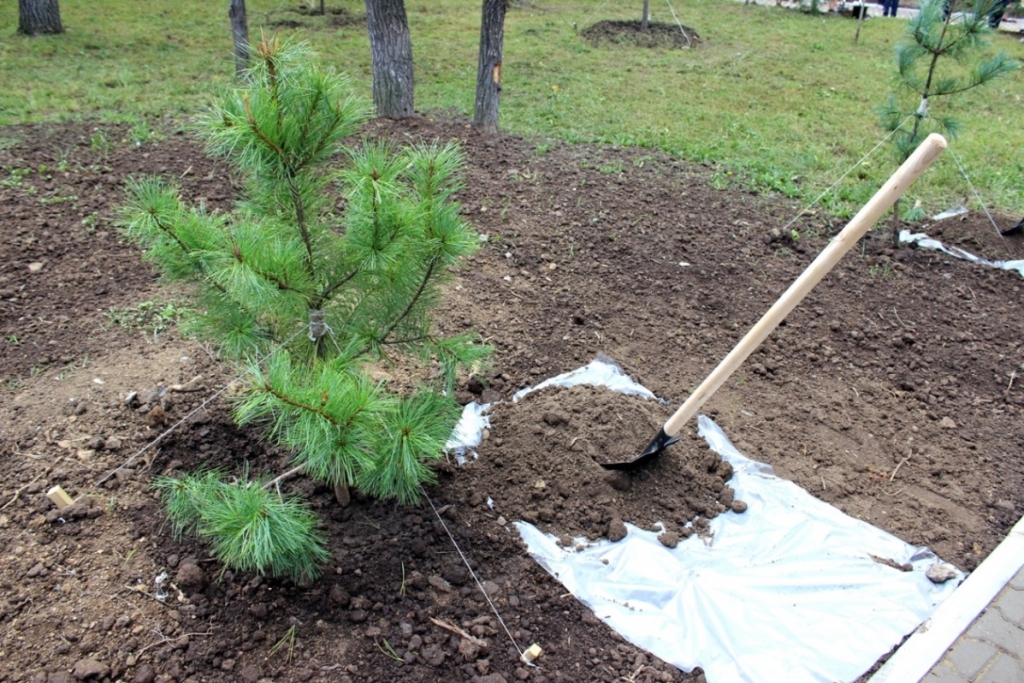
[512,353,658,402]
[900,229,1024,277]
[444,402,491,464]
[518,416,963,682]
[473,360,964,683]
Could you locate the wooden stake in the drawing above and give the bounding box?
[46,485,73,509]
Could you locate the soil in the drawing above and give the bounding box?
[2,115,1024,683]
[580,20,702,49]
[462,385,741,546]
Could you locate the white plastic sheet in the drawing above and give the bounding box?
[900,229,1024,277]
[450,359,964,682]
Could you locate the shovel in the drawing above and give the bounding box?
[604,133,947,471]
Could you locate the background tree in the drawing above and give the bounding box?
[473,0,507,134]
[365,0,415,119]
[17,0,63,36]
[876,0,1017,244]
[120,38,488,581]
[229,0,249,79]
[642,0,651,31]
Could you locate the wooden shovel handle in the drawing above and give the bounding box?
[663,133,947,437]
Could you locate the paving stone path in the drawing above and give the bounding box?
[927,567,1024,682]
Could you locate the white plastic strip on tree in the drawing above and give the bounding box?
[448,359,964,682]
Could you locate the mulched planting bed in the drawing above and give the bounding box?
[2,115,1023,683]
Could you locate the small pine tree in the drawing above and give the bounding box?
[119,36,489,582]
[876,0,1018,244]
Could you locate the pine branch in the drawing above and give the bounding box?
[368,255,439,352]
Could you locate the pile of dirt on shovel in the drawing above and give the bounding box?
[452,384,746,548]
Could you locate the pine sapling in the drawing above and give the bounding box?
[119,36,489,582]
[875,0,1018,245]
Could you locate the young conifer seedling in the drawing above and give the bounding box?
[875,0,1018,244]
[120,36,489,583]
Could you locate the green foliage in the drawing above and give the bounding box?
[155,471,329,582]
[876,0,1018,163]
[122,40,487,581]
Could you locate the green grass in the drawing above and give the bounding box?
[1,0,1021,216]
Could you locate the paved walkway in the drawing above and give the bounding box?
[926,567,1024,682]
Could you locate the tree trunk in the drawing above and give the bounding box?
[18,0,63,36]
[472,0,506,135]
[642,0,650,31]
[319,0,326,15]
[365,0,415,119]
[229,0,250,80]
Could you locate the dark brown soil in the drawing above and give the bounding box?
[463,385,739,545]
[580,20,702,49]
[2,115,1024,683]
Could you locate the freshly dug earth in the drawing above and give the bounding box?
[2,116,1024,683]
[580,20,701,49]
[464,385,741,546]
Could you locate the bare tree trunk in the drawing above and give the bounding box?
[18,0,63,36]
[365,0,415,119]
[229,0,250,80]
[642,0,650,31]
[473,0,506,135]
[319,0,326,15]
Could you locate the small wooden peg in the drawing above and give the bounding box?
[522,643,542,662]
[46,486,73,510]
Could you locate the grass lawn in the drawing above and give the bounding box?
[1,0,1021,217]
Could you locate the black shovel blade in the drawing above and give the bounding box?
[601,426,681,470]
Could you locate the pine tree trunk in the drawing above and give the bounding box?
[472,0,506,135]
[18,0,64,36]
[229,0,250,80]
[365,0,415,119]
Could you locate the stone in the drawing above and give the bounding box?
[421,644,446,667]
[175,562,207,591]
[657,531,680,549]
[131,665,156,683]
[607,518,628,542]
[72,659,109,680]
[940,416,957,429]
[330,585,351,606]
[731,500,748,514]
[926,563,958,584]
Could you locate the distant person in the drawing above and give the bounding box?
[883,0,900,16]
[988,0,1011,27]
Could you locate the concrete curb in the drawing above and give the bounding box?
[870,514,1024,683]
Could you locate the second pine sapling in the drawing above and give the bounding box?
[119,36,489,582]
[875,0,1018,245]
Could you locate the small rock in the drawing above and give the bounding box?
[166,554,179,568]
[146,405,167,427]
[542,411,569,426]
[330,585,351,606]
[28,262,44,272]
[731,500,748,514]
[657,531,680,549]
[349,609,368,623]
[131,665,156,683]
[926,563,958,584]
[608,518,628,542]
[458,637,481,661]
[72,659,109,680]
[103,436,123,450]
[421,644,446,667]
[408,635,423,650]
[175,562,207,591]
[719,487,735,507]
[481,580,501,597]
[940,416,957,429]
[124,391,140,408]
